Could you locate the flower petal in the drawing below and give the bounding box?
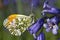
[51,16,59,24]
[43,0,56,8]
[28,18,44,34]
[37,32,45,40]
[33,33,37,39]
[42,8,59,15]
[52,28,58,35]
[46,28,50,32]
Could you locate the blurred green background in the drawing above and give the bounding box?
[0,0,60,40]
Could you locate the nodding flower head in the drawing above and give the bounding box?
[36,32,45,40]
[43,0,53,9]
[43,1,49,8]
[28,18,44,34]
[42,7,59,16]
[43,0,56,8]
[3,14,34,36]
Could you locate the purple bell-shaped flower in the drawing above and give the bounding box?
[28,18,44,34]
[43,17,59,35]
[43,1,51,9]
[43,0,56,8]
[42,1,60,16]
[36,32,45,40]
[43,0,57,9]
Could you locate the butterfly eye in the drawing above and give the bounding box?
[3,14,34,36]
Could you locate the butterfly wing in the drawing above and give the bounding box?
[3,14,34,36]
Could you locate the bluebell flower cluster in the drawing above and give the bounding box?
[3,0,60,40]
[28,0,60,40]
[42,1,60,16]
[36,32,45,40]
[42,1,60,35]
[28,18,44,39]
[43,16,59,35]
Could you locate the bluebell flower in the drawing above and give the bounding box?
[43,1,51,9]
[44,23,58,35]
[43,17,59,35]
[36,32,45,40]
[43,0,56,8]
[28,18,44,34]
[42,0,60,16]
[42,8,60,16]
[42,8,59,14]
[42,2,60,16]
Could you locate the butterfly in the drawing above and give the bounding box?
[3,14,34,36]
